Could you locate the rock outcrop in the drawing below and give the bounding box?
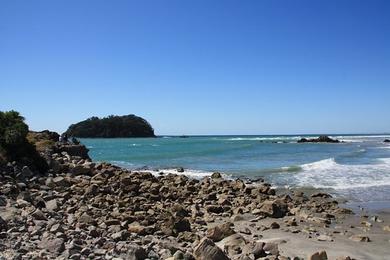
[298,135,340,143]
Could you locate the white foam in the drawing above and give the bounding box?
[226,136,303,141]
[334,135,390,143]
[109,162,218,179]
[147,168,225,179]
[110,161,135,167]
[295,157,390,190]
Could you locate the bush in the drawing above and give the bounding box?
[0,110,28,148]
[0,110,48,172]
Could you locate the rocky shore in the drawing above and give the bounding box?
[1,136,389,259]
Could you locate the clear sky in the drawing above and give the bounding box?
[1,0,389,135]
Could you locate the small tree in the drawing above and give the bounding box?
[0,110,48,172]
[0,110,29,149]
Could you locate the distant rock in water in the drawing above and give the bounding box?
[297,135,340,143]
[384,139,390,143]
[66,115,155,138]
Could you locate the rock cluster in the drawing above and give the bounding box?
[0,143,354,259]
[297,136,340,143]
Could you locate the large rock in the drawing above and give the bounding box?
[384,139,390,143]
[16,166,34,180]
[206,222,236,242]
[0,216,7,231]
[161,216,191,236]
[257,200,288,218]
[349,234,370,242]
[38,238,65,254]
[57,144,90,159]
[298,136,339,143]
[46,199,59,212]
[308,251,328,260]
[126,245,147,260]
[194,238,230,260]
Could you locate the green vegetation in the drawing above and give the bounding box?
[66,114,155,138]
[0,110,48,171]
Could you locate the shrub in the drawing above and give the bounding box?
[0,110,48,172]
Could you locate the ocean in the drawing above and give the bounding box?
[80,134,390,205]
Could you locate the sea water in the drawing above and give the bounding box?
[80,135,390,204]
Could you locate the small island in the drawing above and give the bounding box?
[65,114,155,138]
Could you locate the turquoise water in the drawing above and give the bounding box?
[80,135,390,203]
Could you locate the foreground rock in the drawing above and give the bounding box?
[194,238,230,260]
[298,135,340,143]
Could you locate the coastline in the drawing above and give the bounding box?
[1,141,390,259]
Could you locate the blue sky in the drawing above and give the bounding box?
[1,0,389,135]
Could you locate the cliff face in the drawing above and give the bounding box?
[65,114,155,138]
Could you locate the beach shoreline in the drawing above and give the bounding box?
[1,140,390,259]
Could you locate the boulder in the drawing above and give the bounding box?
[211,172,222,179]
[46,199,59,212]
[308,251,328,260]
[349,234,370,242]
[38,238,65,255]
[72,164,91,175]
[384,139,390,143]
[53,176,70,187]
[206,222,236,242]
[263,243,279,256]
[31,209,47,221]
[194,238,230,260]
[161,216,191,236]
[57,144,90,160]
[16,166,34,180]
[257,200,288,218]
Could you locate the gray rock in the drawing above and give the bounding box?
[0,196,7,206]
[194,238,230,260]
[126,245,147,260]
[38,238,65,254]
[16,166,33,180]
[349,234,370,242]
[257,200,288,218]
[207,222,235,242]
[78,212,95,225]
[111,230,130,241]
[0,216,7,231]
[46,199,59,212]
[31,209,47,221]
[53,176,70,187]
